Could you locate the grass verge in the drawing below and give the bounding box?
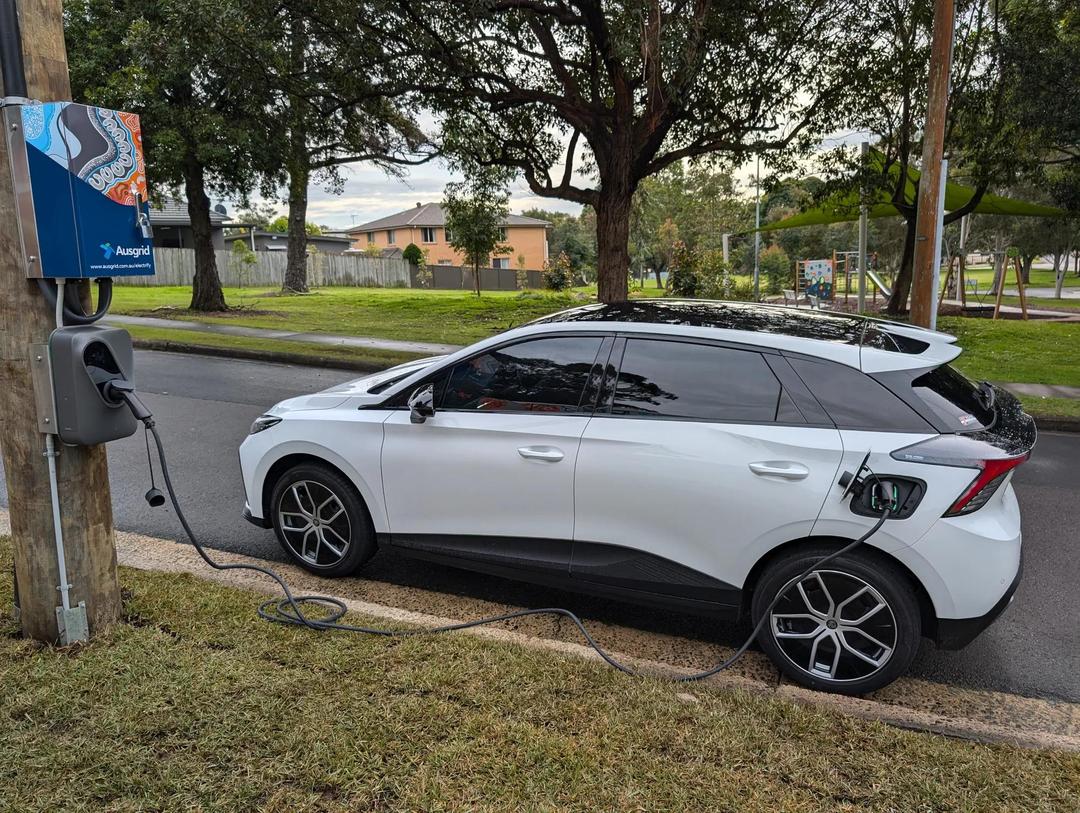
[125,325,423,370]
[1017,395,1080,422]
[0,538,1077,812]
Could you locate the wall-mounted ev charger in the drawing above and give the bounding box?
[48,326,139,446]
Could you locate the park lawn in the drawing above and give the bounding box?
[0,539,1077,812]
[998,295,1080,313]
[110,286,590,346]
[961,264,1080,290]
[940,317,1080,389]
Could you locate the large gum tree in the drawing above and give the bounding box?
[369,0,868,302]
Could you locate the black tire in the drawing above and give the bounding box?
[269,463,377,577]
[751,546,921,695]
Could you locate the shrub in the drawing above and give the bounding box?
[668,241,699,297]
[415,248,432,289]
[542,252,575,291]
[759,245,791,295]
[402,243,423,265]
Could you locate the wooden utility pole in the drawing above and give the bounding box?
[909,0,955,328]
[0,0,121,641]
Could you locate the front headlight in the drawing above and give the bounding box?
[249,414,283,435]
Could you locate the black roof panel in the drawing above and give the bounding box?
[533,300,871,345]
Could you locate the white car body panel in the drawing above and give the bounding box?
[381,411,590,539]
[241,408,392,533]
[574,419,844,589]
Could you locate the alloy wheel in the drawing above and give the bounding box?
[769,569,897,683]
[277,480,353,568]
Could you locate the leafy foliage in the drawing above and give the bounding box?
[401,243,424,265]
[669,242,752,301]
[542,253,575,292]
[759,245,792,295]
[443,171,513,296]
[376,0,870,301]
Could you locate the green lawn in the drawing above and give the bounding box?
[1,539,1076,812]
[962,264,1080,290]
[940,317,1080,389]
[110,286,593,347]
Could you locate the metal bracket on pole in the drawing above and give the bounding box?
[56,601,89,645]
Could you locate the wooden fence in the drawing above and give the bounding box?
[114,248,412,288]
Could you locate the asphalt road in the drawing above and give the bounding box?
[1,350,1077,703]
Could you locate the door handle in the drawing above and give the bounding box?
[518,446,564,462]
[748,461,810,480]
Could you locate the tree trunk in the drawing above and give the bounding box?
[989,252,1005,295]
[595,184,633,303]
[282,161,310,293]
[1021,256,1032,285]
[885,217,917,314]
[185,157,227,312]
[653,262,665,289]
[282,19,309,294]
[473,259,481,296]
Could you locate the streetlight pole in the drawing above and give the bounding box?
[753,154,761,300]
[909,0,955,327]
[857,141,869,313]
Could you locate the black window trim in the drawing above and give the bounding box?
[590,332,808,428]
[379,330,615,416]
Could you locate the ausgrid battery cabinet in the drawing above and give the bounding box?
[3,101,155,279]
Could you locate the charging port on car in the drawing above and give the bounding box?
[850,477,924,519]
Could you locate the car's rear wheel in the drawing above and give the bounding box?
[270,463,376,576]
[752,547,921,695]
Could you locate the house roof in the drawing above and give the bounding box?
[149,198,231,227]
[347,202,550,233]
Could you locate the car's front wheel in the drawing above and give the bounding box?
[752,546,921,695]
[270,463,376,576]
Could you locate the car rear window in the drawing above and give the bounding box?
[910,364,995,431]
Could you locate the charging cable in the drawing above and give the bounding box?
[131,400,891,682]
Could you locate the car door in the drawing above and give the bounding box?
[571,336,844,608]
[381,334,611,575]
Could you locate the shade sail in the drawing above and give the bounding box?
[757,151,1066,233]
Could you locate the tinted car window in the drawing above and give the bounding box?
[442,336,604,413]
[787,357,931,432]
[911,364,994,430]
[611,339,781,422]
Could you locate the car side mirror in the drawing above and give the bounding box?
[408,383,435,424]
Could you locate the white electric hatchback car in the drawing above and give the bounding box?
[239,300,1035,694]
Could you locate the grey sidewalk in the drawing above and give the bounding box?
[103,313,463,356]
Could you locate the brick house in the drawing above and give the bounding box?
[346,202,550,270]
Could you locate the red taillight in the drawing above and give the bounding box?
[944,454,1029,517]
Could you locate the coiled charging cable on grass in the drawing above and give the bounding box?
[144,417,891,683]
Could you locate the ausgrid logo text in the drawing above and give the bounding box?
[114,245,151,258]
